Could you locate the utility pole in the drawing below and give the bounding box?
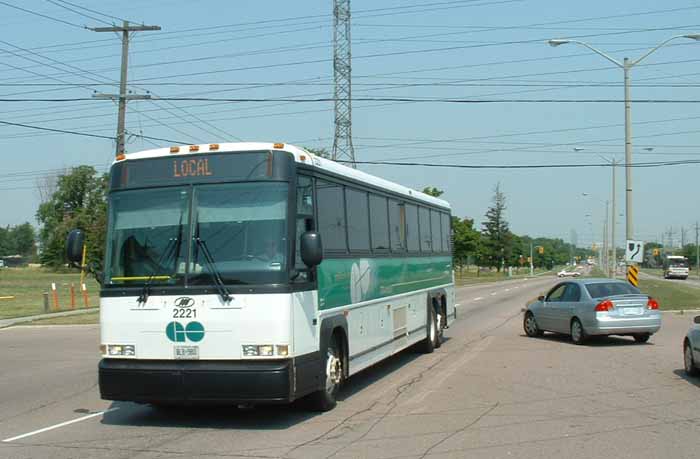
[91,21,161,156]
[695,222,699,279]
[331,0,356,167]
[681,226,687,248]
[610,159,617,277]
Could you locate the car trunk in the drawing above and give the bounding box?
[607,294,650,317]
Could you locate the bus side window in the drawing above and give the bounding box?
[388,199,406,252]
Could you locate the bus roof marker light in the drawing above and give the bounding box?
[209,143,219,151]
[189,145,200,152]
[170,146,180,154]
[273,143,284,149]
[300,154,307,161]
[115,154,126,161]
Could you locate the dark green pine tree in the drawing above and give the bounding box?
[481,183,512,271]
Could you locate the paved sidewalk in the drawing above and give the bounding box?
[0,308,98,329]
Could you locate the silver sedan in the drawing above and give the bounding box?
[523,278,662,344]
[683,315,700,376]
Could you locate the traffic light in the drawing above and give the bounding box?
[653,248,660,256]
[592,243,597,252]
[538,246,544,254]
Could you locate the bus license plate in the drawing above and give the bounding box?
[174,346,199,360]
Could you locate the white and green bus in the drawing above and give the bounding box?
[66,142,455,410]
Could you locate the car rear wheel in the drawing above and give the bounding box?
[523,312,543,337]
[570,318,586,345]
[684,341,699,377]
[633,333,651,343]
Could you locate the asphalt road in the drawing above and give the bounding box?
[2,276,700,459]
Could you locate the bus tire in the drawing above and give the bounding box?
[307,334,343,411]
[419,306,439,353]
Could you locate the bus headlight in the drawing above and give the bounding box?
[276,345,289,357]
[105,344,136,357]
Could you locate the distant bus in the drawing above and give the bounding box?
[663,255,689,280]
[67,142,455,411]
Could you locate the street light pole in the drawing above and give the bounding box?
[623,58,632,241]
[549,34,700,245]
[610,158,616,277]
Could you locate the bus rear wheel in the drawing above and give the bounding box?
[419,307,440,353]
[308,335,343,411]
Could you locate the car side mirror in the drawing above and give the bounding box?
[694,315,700,325]
[65,229,85,265]
[538,295,545,301]
[300,231,323,267]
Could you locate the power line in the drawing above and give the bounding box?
[344,159,700,169]
[3,97,700,103]
[44,0,112,26]
[0,0,86,29]
[51,0,126,23]
[0,120,114,139]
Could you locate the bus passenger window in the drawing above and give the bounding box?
[316,180,347,252]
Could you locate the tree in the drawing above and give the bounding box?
[36,166,107,268]
[480,183,512,271]
[0,223,37,258]
[303,146,331,159]
[10,223,36,258]
[422,186,444,197]
[452,217,480,273]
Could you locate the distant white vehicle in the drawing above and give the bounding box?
[557,270,581,278]
[664,255,689,280]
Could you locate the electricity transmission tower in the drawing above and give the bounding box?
[331,0,356,167]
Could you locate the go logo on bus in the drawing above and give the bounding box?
[165,321,205,343]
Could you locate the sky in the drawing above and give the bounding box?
[1,0,700,249]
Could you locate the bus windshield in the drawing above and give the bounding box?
[189,182,288,285]
[104,182,289,287]
[105,187,190,286]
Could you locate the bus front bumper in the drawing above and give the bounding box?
[99,356,320,405]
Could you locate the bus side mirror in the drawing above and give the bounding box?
[694,315,700,325]
[66,229,85,265]
[300,231,323,267]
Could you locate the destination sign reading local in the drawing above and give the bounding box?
[110,151,287,190]
[173,158,213,178]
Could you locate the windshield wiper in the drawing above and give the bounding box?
[193,236,232,303]
[137,236,178,304]
[137,214,184,304]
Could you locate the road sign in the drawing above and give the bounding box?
[625,240,644,263]
[627,265,639,286]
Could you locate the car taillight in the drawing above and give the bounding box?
[595,300,614,312]
[647,298,659,310]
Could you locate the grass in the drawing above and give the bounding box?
[454,266,554,286]
[639,279,700,311]
[0,267,100,319]
[21,311,99,326]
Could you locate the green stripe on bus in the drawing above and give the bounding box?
[317,256,452,310]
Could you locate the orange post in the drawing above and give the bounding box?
[81,283,89,308]
[70,283,76,309]
[51,283,59,311]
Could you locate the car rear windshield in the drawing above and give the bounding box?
[585,282,641,299]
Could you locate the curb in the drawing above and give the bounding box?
[0,307,99,329]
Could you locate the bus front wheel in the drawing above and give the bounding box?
[308,335,343,411]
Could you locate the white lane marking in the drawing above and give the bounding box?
[473,297,483,301]
[2,408,120,443]
[490,292,497,296]
[504,288,511,292]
